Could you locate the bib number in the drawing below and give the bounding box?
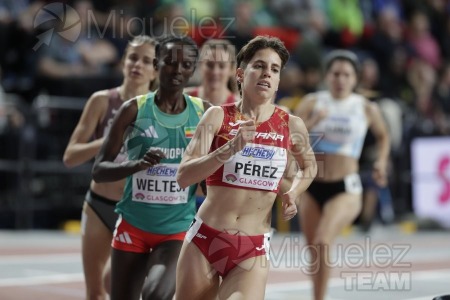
[132,163,189,204]
[222,143,287,191]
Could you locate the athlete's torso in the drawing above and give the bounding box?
[207,104,290,193]
[310,91,368,159]
[200,104,290,234]
[94,88,122,140]
[90,88,126,200]
[310,91,369,181]
[117,92,205,234]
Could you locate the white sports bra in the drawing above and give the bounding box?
[309,91,368,159]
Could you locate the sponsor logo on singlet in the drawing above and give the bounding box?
[229,129,284,141]
[147,165,177,176]
[229,120,247,127]
[140,126,159,138]
[241,146,275,159]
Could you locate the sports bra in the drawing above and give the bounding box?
[309,91,368,159]
[93,88,126,163]
[93,88,122,140]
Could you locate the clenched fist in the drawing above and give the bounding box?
[230,119,256,153]
[138,149,166,170]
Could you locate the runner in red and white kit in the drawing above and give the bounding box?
[175,35,318,300]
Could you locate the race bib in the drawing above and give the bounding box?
[222,143,287,191]
[344,173,363,194]
[132,163,189,204]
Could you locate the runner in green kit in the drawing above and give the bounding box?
[92,35,211,300]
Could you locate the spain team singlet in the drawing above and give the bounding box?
[116,92,204,234]
[207,104,290,193]
[309,91,368,159]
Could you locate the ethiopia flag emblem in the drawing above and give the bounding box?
[185,126,196,138]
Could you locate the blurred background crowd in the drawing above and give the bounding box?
[1,0,449,230]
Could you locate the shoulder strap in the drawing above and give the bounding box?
[136,93,150,109]
[186,95,204,117]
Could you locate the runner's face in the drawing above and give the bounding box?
[156,42,196,90]
[238,48,281,102]
[200,48,233,90]
[123,43,156,86]
[325,60,357,98]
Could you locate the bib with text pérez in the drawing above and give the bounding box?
[222,143,287,191]
[132,163,188,204]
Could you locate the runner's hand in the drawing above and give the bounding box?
[138,149,166,170]
[372,159,388,187]
[281,192,298,221]
[230,119,256,152]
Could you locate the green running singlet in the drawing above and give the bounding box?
[116,92,204,234]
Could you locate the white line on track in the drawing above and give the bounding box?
[0,253,80,264]
[0,273,84,287]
